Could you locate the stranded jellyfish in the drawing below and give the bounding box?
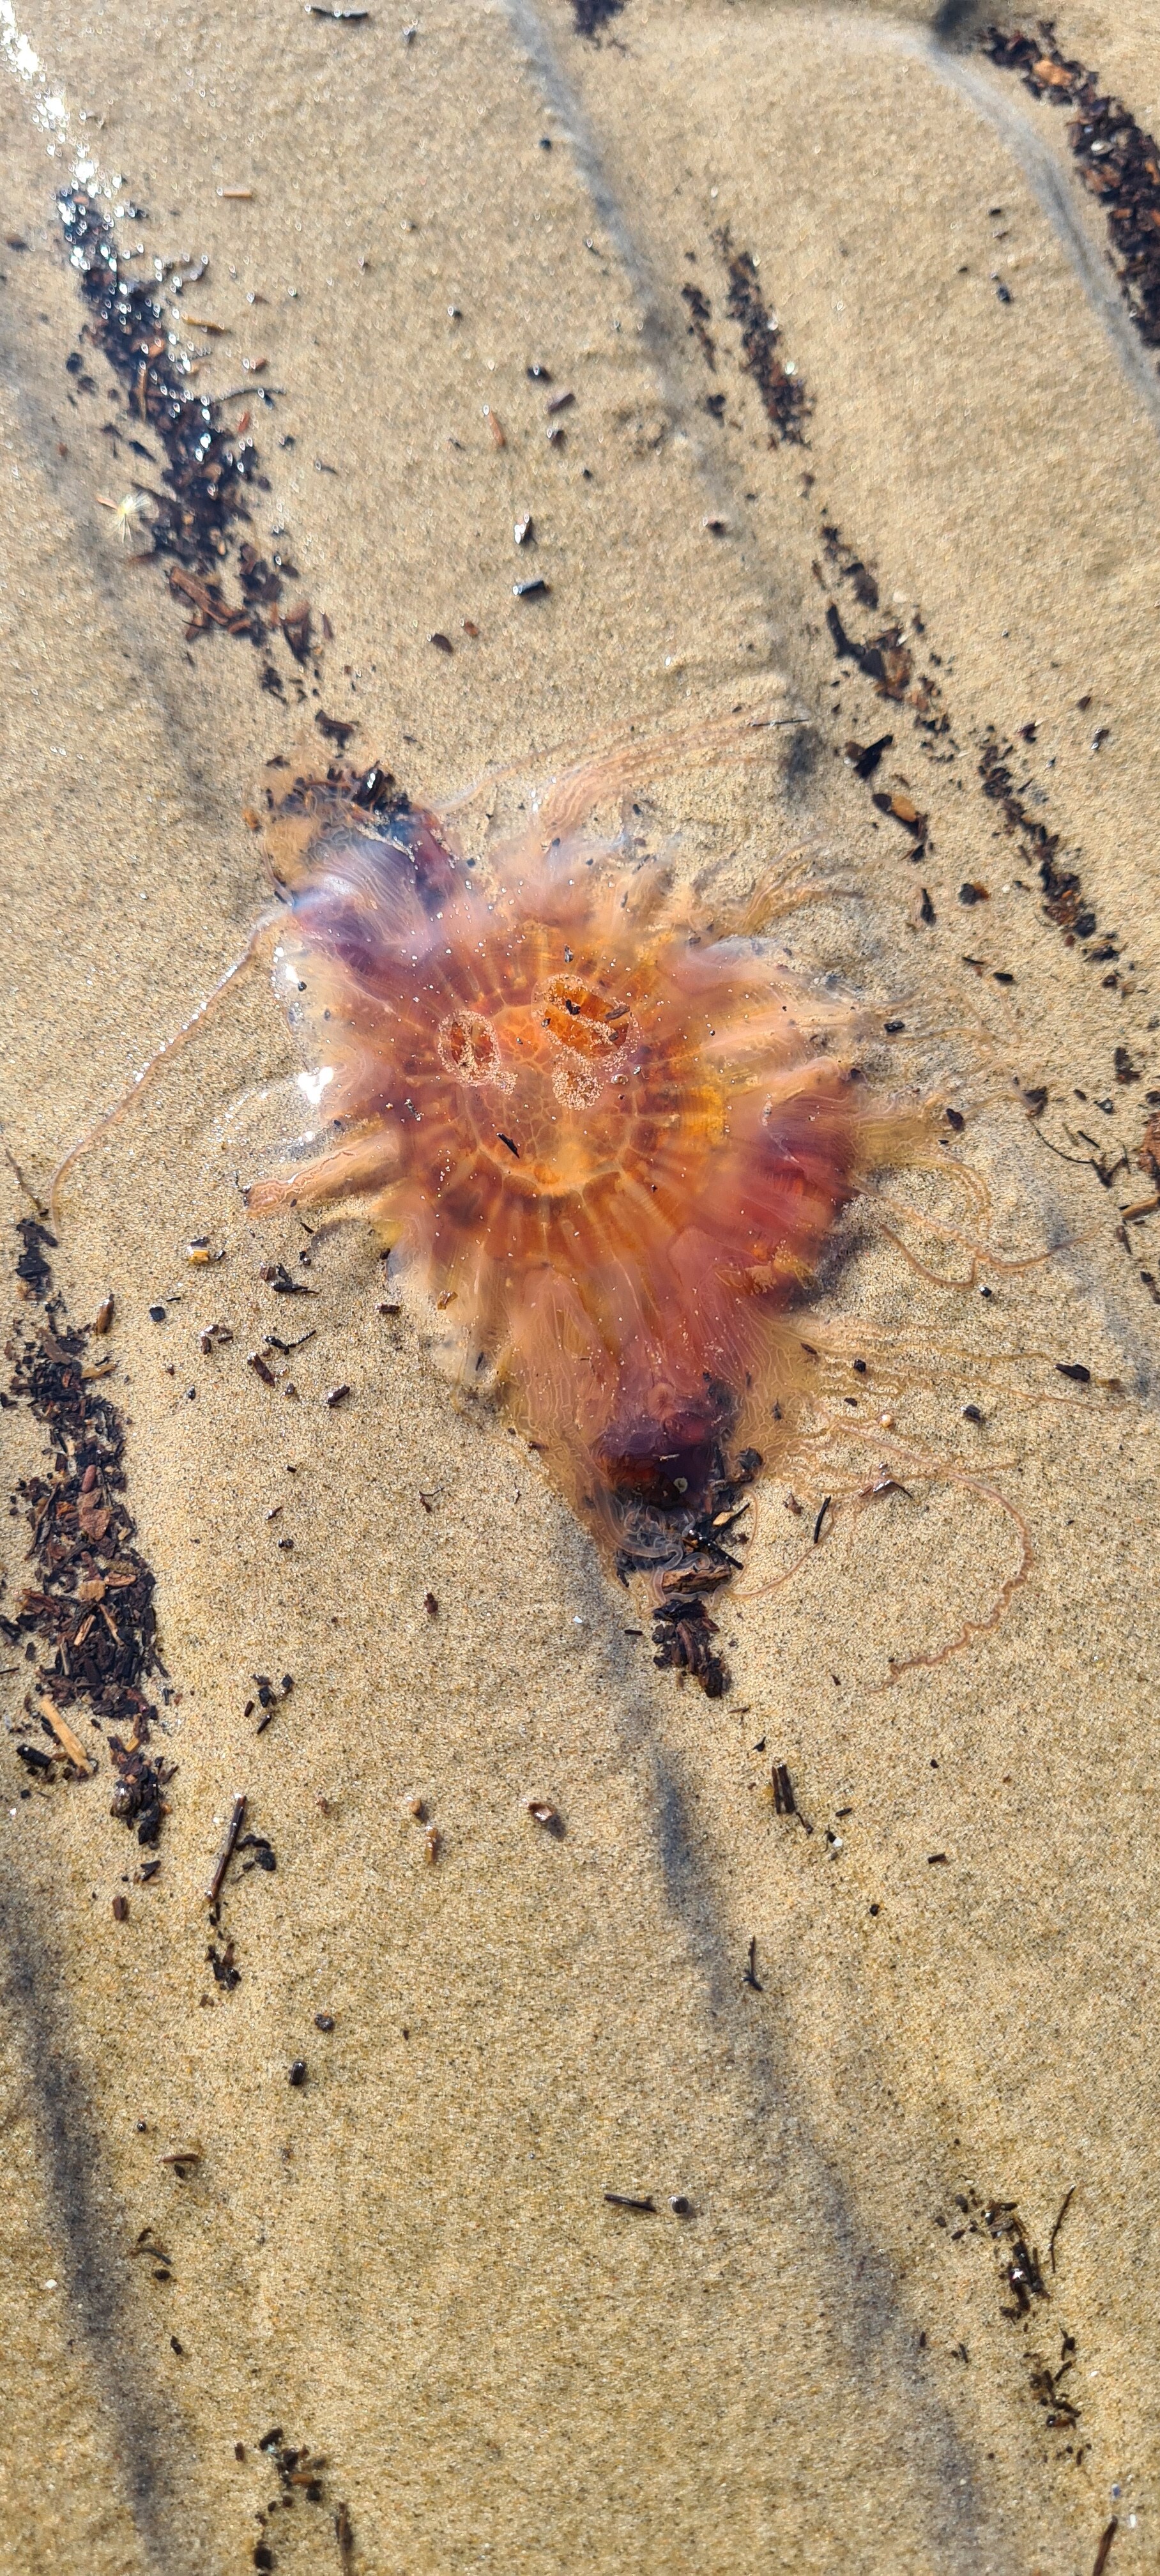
[54,702,1041,1691]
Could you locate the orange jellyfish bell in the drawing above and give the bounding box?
[247,717,936,1618]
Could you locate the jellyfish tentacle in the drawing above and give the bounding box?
[876,1203,1090,1290]
[716,875,865,940]
[50,910,284,1225]
[243,1123,402,1215]
[874,1471,1034,1688]
[523,698,797,847]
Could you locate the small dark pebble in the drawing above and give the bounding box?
[288,2058,308,2087]
[170,2335,184,2354]
[958,882,989,906]
[424,1591,438,1616]
[324,1383,351,1407]
[1056,1362,1091,1383]
[962,1404,984,1423]
[315,2012,335,2031]
[429,631,453,654]
[513,576,550,599]
[112,1893,129,1921]
[148,1304,167,1323]
[669,2195,694,2217]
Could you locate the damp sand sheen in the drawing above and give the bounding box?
[3,3,1160,2573]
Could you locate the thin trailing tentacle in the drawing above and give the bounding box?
[438,693,800,841]
[244,1130,402,1215]
[732,1418,1033,1682]
[874,1202,1089,1290]
[523,698,800,845]
[873,1471,1034,1689]
[50,911,283,1224]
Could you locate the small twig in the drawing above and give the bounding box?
[743,1935,763,1990]
[813,1494,832,1545]
[35,1690,93,1776]
[1049,2184,1076,2274]
[1092,2517,1118,2576]
[206,1793,246,1906]
[1,1133,48,1215]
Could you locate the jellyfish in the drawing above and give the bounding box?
[53,702,1044,1690]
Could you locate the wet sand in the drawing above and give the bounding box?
[2,3,1160,2568]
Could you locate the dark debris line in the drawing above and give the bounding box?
[3,1220,172,1850]
[715,227,811,444]
[978,735,1111,954]
[57,188,312,691]
[984,22,1160,362]
[815,522,1115,961]
[671,169,1120,970]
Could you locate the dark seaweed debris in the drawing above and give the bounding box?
[614,1445,761,1698]
[979,735,1111,953]
[252,2428,333,2550]
[813,505,1117,963]
[652,1597,726,1696]
[59,189,260,572]
[572,0,625,33]
[57,188,314,676]
[3,1220,171,1839]
[944,2186,1085,2446]
[825,602,914,705]
[680,280,717,371]
[715,228,809,443]
[984,23,1160,360]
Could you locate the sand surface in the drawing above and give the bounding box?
[2,2,1160,2568]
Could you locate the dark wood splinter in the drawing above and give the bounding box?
[206,1792,247,1907]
